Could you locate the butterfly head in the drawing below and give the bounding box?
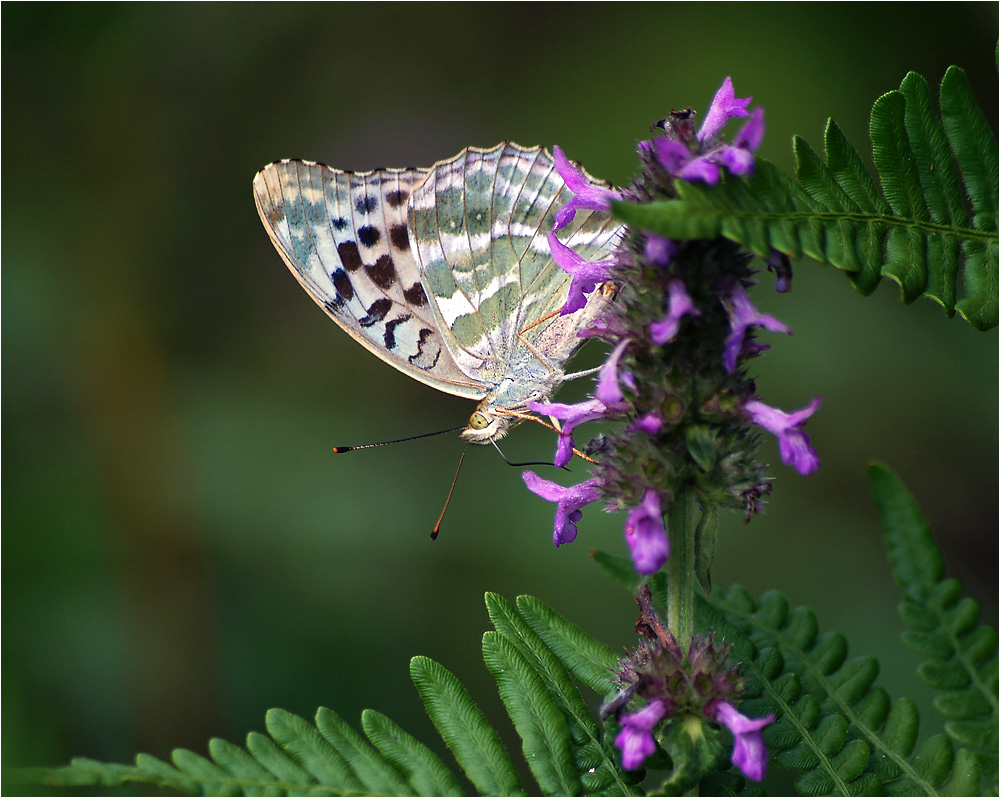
[460,408,516,444]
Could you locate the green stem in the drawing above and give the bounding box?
[666,488,697,647]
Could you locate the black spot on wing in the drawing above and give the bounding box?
[383,314,411,350]
[389,223,410,251]
[358,225,381,247]
[337,241,364,272]
[330,268,354,304]
[355,194,378,214]
[385,189,409,208]
[409,328,441,368]
[359,298,392,327]
[403,282,428,307]
[331,217,348,231]
[367,254,397,289]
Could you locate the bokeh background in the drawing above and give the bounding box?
[4,3,997,792]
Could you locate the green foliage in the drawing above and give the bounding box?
[613,66,998,330]
[13,470,997,796]
[15,594,636,797]
[869,462,999,794]
[588,465,996,795]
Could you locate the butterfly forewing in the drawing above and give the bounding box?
[253,160,485,398]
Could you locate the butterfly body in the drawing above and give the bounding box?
[253,143,620,443]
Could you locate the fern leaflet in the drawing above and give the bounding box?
[613,66,998,330]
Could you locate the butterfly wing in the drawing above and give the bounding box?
[406,143,622,392]
[253,160,487,399]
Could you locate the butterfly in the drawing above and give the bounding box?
[253,142,621,444]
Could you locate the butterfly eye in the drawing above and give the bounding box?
[468,411,490,430]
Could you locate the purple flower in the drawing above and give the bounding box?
[744,397,822,475]
[644,233,677,266]
[708,701,774,782]
[630,412,663,435]
[698,77,752,144]
[522,472,603,546]
[596,340,631,405]
[652,79,764,186]
[765,249,793,293]
[650,279,701,345]
[529,398,607,467]
[552,145,622,230]
[529,341,631,466]
[548,232,616,315]
[615,698,668,770]
[722,282,791,372]
[625,489,669,573]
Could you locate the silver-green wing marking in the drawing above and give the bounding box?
[407,143,622,408]
[253,160,486,399]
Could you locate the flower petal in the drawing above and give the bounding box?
[625,489,669,573]
[711,701,774,782]
[698,77,752,143]
[615,699,668,770]
[744,397,822,475]
[522,472,603,546]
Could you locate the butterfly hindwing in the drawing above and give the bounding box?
[407,143,622,390]
[253,160,485,398]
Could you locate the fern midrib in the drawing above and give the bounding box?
[932,599,1000,719]
[730,642,856,795]
[766,631,934,794]
[111,764,382,796]
[709,207,993,244]
[721,602,937,796]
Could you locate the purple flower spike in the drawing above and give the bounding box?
[625,489,669,573]
[698,77,752,144]
[722,282,791,372]
[709,701,774,782]
[552,145,622,230]
[548,232,616,315]
[522,472,603,546]
[744,397,822,475]
[528,398,607,468]
[615,699,668,770]
[650,279,701,345]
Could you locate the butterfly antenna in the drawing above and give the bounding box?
[431,443,470,541]
[333,426,465,453]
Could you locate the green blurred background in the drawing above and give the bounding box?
[3,2,997,788]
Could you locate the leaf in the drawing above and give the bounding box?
[482,631,581,795]
[361,710,463,797]
[613,66,998,330]
[483,593,632,794]
[698,587,936,796]
[515,595,621,696]
[410,655,523,796]
[870,461,998,794]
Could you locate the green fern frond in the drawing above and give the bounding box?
[869,461,999,794]
[698,587,983,796]
[17,594,634,797]
[484,593,634,795]
[410,655,522,795]
[613,66,998,330]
